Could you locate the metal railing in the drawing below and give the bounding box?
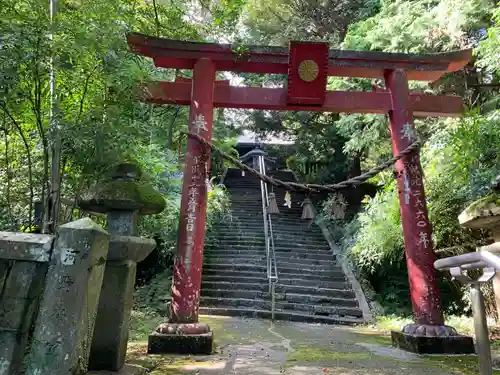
[434,242,500,375]
[257,154,279,320]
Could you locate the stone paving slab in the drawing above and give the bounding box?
[88,364,148,375]
[124,315,484,375]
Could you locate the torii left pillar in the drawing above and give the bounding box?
[148,58,216,354]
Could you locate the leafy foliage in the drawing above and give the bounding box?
[0,0,236,281]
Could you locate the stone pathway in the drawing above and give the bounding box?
[125,315,483,375]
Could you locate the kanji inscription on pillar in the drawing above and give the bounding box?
[171,58,216,324]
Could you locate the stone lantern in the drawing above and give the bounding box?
[79,163,166,373]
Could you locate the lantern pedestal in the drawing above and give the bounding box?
[147,323,213,354]
[391,324,474,354]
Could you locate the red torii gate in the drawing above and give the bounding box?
[127,33,474,354]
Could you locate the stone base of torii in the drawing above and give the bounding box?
[125,33,476,355]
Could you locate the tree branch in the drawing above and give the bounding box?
[0,102,34,227]
[152,0,161,36]
[77,65,100,123]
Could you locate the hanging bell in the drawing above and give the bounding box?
[267,192,280,215]
[301,197,315,220]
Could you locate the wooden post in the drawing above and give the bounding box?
[171,58,216,323]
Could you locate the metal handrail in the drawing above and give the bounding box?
[257,155,279,320]
[434,243,500,375]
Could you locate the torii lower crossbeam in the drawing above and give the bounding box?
[143,81,464,117]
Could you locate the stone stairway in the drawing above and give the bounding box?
[201,168,365,324]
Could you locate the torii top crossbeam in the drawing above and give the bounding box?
[127,32,470,81]
[127,32,472,117]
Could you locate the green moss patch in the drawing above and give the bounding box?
[126,342,223,374]
[129,310,164,342]
[287,345,371,363]
[352,331,393,346]
[424,355,500,375]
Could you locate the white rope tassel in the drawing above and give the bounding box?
[284,191,292,208]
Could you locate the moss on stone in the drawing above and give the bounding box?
[460,192,500,228]
[80,180,166,215]
[465,193,500,217]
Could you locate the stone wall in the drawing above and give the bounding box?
[0,232,53,374]
[0,218,110,375]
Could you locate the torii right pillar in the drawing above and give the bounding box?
[385,69,474,354]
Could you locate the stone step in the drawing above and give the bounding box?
[206,243,266,251]
[210,243,329,251]
[204,257,266,265]
[229,210,305,217]
[203,268,266,279]
[211,233,328,243]
[201,296,268,309]
[276,283,352,297]
[221,217,305,222]
[214,224,325,233]
[199,306,364,325]
[204,255,337,269]
[204,250,265,258]
[274,249,334,257]
[277,266,344,277]
[212,220,323,228]
[201,289,269,299]
[202,274,268,284]
[202,281,268,292]
[230,206,304,213]
[212,219,314,226]
[203,263,266,273]
[229,202,304,209]
[275,301,363,318]
[277,271,346,282]
[203,263,343,278]
[230,208,309,214]
[205,254,337,267]
[210,228,324,235]
[206,249,334,260]
[202,288,355,301]
[207,247,332,257]
[279,277,348,289]
[202,276,350,292]
[208,241,330,251]
[275,254,335,262]
[275,260,339,271]
[207,236,266,243]
[277,292,357,304]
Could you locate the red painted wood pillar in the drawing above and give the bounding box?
[171,58,216,323]
[384,69,444,326]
